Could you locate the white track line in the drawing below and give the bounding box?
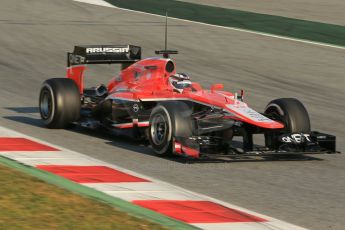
[73,0,345,50]
[0,126,307,229]
[74,0,114,7]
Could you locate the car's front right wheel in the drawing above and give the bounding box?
[264,98,311,149]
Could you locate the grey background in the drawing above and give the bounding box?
[180,0,345,25]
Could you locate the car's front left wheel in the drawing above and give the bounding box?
[148,102,193,155]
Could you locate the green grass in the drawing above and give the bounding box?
[0,156,196,230]
[105,0,345,47]
[0,163,169,230]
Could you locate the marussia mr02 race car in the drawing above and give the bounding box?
[39,45,337,159]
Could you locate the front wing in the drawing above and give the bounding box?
[172,131,337,160]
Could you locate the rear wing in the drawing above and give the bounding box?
[67,45,141,67]
[66,45,141,93]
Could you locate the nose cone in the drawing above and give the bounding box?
[226,104,285,129]
[187,90,284,129]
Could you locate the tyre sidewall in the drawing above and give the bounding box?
[149,105,173,155]
[39,78,80,128]
[39,83,56,125]
[148,101,193,155]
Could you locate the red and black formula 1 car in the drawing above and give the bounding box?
[39,45,336,159]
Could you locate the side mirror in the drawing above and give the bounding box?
[211,84,224,93]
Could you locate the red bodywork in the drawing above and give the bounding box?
[67,57,283,130]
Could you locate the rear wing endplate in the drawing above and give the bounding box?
[67,45,141,67]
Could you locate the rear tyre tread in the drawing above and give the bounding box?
[39,78,80,129]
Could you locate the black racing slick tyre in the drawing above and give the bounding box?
[148,102,193,156]
[39,78,80,129]
[264,98,311,149]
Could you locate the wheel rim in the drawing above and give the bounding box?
[40,89,52,120]
[150,114,168,146]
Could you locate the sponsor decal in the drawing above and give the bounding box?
[86,47,129,53]
[227,104,273,122]
[114,74,123,82]
[69,54,85,65]
[134,71,141,81]
[132,103,139,113]
[280,133,311,144]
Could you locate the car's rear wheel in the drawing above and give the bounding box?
[264,98,311,149]
[39,78,80,128]
[148,102,193,155]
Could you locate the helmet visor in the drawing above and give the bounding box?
[172,80,192,89]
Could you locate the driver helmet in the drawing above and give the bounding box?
[169,73,192,93]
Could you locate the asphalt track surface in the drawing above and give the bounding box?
[101,0,345,48]
[181,0,345,26]
[0,0,344,229]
